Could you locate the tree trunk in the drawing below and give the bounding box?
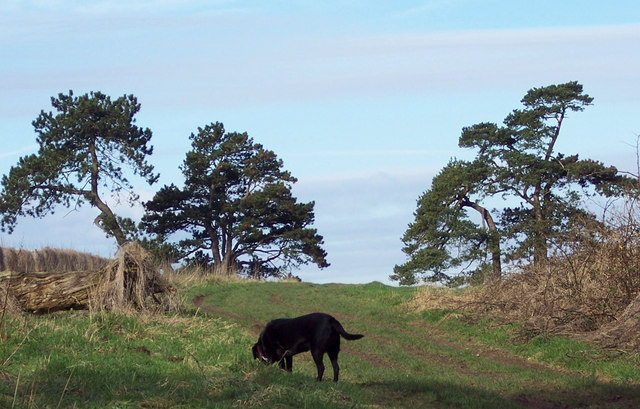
[206,224,223,265]
[93,209,127,247]
[531,200,548,264]
[488,230,502,281]
[0,270,99,313]
[467,201,502,280]
[88,137,127,246]
[220,252,235,275]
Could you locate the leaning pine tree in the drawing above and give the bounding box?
[142,122,329,278]
[394,81,632,286]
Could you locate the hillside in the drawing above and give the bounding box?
[1,278,640,408]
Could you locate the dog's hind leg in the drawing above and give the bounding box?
[328,348,340,382]
[311,350,325,381]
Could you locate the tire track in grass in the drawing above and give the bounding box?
[193,292,640,409]
[195,291,563,389]
[192,294,399,370]
[269,296,640,408]
[266,295,560,381]
[195,293,559,380]
[317,310,639,408]
[323,308,640,408]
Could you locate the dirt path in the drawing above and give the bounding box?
[193,293,640,409]
[193,294,398,370]
[266,293,577,381]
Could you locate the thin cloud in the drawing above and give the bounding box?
[0,144,38,159]
[2,16,639,111]
[286,149,450,158]
[396,0,463,17]
[0,0,240,13]
[109,23,640,107]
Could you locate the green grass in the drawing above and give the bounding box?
[425,310,640,383]
[1,279,640,408]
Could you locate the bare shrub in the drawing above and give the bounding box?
[16,250,36,273]
[409,195,640,348]
[36,248,57,271]
[474,197,640,342]
[91,242,174,312]
[475,262,609,335]
[593,292,640,349]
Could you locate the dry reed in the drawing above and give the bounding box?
[0,247,109,274]
[0,282,22,318]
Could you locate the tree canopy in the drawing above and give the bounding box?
[0,91,157,246]
[141,122,329,277]
[391,159,500,285]
[393,81,633,286]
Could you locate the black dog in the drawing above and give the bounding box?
[252,312,364,382]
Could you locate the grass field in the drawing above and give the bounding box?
[1,278,640,408]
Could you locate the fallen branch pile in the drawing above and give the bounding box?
[0,242,172,314]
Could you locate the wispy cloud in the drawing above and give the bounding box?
[396,0,462,17]
[1,0,241,13]
[2,6,639,111]
[188,23,638,108]
[0,144,37,159]
[121,23,640,106]
[286,149,450,158]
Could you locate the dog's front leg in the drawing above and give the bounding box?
[284,355,292,372]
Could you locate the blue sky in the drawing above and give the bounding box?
[1,1,639,284]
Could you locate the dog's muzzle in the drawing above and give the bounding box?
[256,344,271,364]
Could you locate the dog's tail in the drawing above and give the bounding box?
[331,317,364,341]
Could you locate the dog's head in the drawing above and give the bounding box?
[252,341,272,364]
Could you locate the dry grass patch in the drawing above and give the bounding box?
[407,285,481,312]
[0,282,22,317]
[410,262,640,349]
[0,246,108,273]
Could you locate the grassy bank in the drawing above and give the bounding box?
[1,278,639,408]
